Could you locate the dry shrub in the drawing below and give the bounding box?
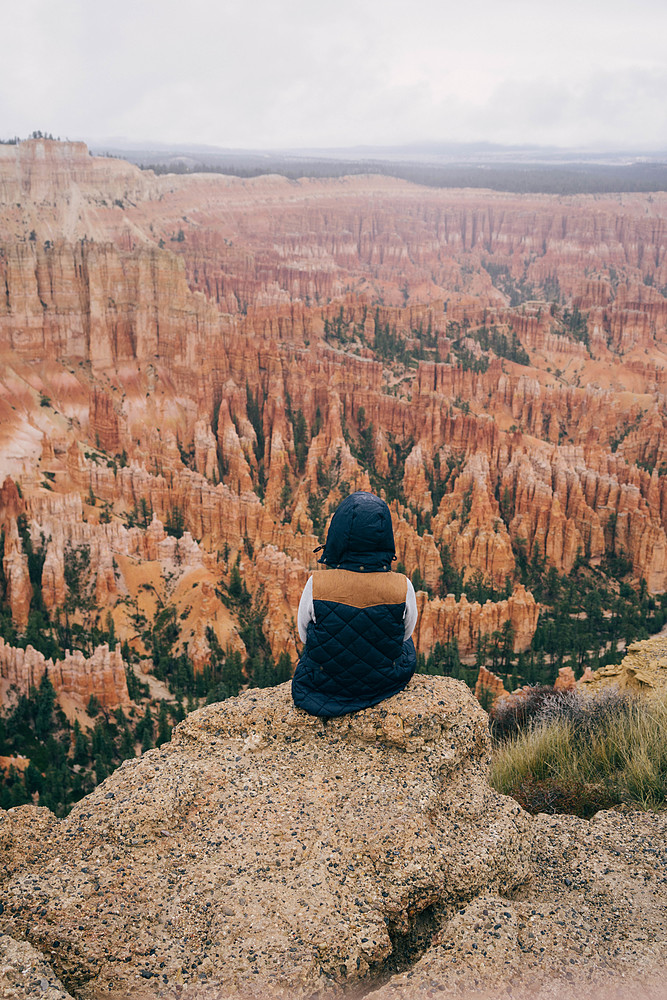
[509,776,615,819]
[490,685,558,741]
[490,684,635,742]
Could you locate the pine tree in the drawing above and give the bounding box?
[94,755,108,784]
[230,565,243,602]
[24,762,43,798]
[137,704,154,752]
[72,718,89,765]
[35,673,56,739]
[87,694,101,717]
[156,701,171,747]
[275,651,293,683]
[120,721,136,760]
[222,651,243,697]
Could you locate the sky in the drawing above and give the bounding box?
[2,0,666,152]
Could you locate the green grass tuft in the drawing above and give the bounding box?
[490,688,667,816]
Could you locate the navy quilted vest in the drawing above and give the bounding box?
[292,568,417,718]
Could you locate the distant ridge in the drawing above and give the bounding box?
[83,138,667,194]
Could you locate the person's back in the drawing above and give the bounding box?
[292,491,417,718]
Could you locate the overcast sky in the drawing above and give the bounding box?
[2,0,666,151]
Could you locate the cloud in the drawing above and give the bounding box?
[465,68,667,148]
[1,0,666,149]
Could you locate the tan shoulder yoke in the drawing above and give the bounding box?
[312,569,407,608]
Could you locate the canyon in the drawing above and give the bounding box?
[1,137,667,1000]
[0,138,667,718]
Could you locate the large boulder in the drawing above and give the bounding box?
[367,808,667,1000]
[3,675,665,1000]
[0,676,529,998]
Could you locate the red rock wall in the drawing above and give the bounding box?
[0,637,130,710]
[414,584,539,657]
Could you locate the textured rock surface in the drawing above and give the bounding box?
[0,934,74,1000]
[0,676,530,999]
[367,809,667,1000]
[0,677,665,999]
[580,634,667,692]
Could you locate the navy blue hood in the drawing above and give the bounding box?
[317,491,396,573]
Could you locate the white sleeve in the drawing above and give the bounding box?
[297,576,315,643]
[403,578,418,641]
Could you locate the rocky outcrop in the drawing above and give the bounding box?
[1,678,666,1000]
[431,453,515,587]
[215,398,254,494]
[553,664,577,691]
[0,934,74,1000]
[1,522,32,629]
[0,477,24,526]
[0,239,225,368]
[89,389,121,454]
[414,584,539,656]
[580,634,667,692]
[0,638,129,710]
[368,809,667,1000]
[393,518,443,592]
[244,544,308,659]
[0,139,154,210]
[474,664,508,705]
[0,676,531,998]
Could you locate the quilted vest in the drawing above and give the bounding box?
[292,568,417,718]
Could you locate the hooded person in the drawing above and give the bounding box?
[292,490,418,718]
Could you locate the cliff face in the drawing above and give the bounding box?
[1,140,667,711]
[0,637,129,711]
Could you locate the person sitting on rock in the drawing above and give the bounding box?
[292,490,418,718]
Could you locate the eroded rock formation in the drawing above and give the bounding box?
[414,584,539,656]
[474,664,508,705]
[0,637,129,711]
[580,634,667,692]
[2,139,667,713]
